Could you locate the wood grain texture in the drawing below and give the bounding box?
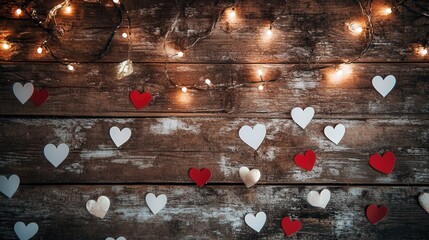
[0,185,428,239]
[0,117,427,184]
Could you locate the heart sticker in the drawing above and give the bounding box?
[0,174,20,198]
[307,189,331,209]
[44,143,69,168]
[244,212,266,233]
[129,90,152,110]
[366,204,388,225]
[239,124,266,150]
[369,151,395,175]
[189,168,211,187]
[281,217,301,237]
[239,167,261,188]
[14,222,39,240]
[291,107,314,129]
[324,124,345,145]
[418,193,429,214]
[146,193,167,215]
[13,82,34,104]
[294,150,316,171]
[30,88,49,107]
[106,237,126,240]
[109,127,132,148]
[372,75,396,97]
[86,196,110,219]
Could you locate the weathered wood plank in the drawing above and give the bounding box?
[0,118,427,184]
[1,0,428,63]
[0,185,427,239]
[0,63,428,117]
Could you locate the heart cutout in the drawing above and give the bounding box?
[294,150,316,171]
[281,217,301,237]
[372,75,396,97]
[244,212,266,233]
[30,88,49,107]
[366,204,388,225]
[307,189,331,209]
[189,168,211,187]
[13,82,34,104]
[14,222,39,240]
[369,151,395,175]
[324,124,345,145]
[291,107,314,129]
[239,124,266,150]
[106,237,126,240]
[418,193,429,214]
[129,90,152,110]
[44,143,69,168]
[239,167,261,188]
[146,193,167,215]
[0,174,20,198]
[86,196,110,219]
[109,127,132,147]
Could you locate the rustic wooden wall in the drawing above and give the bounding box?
[0,0,428,239]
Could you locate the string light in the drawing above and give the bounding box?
[177,51,184,57]
[37,47,43,54]
[205,79,211,85]
[113,0,120,4]
[67,64,75,71]
[258,84,264,91]
[2,43,10,50]
[384,8,392,14]
[122,33,128,38]
[230,7,236,18]
[257,69,263,78]
[181,87,188,93]
[15,8,22,16]
[348,22,363,34]
[419,47,428,56]
[266,28,273,37]
[64,6,72,14]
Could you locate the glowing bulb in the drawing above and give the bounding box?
[420,48,428,56]
[205,79,211,85]
[230,9,236,18]
[113,0,120,3]
[15,8,22,16]
[181,87,187,93]
[335,69,343,76]
[258,85,264,91]
[177,51,184,57]
[385,8,392,14]
[348,23,363,34]
[2,43,10,50]
[65,6,72,14]
[67,64,75,71]
[122,32,128,38]
[257,69,263,77]
[266,29,273,37]
[37,47,43,54]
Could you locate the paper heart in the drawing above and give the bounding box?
[291,107,314,129]
[239,124,266,150]
[189,168,211,187]
[129,90,152,110]
[30,88,49,107]
[418,193,429,214]
[372,75,396,97]
[146,193,167,215]
[44,143,69,168]
[294,150,316,171]
[324,124,345,145]
[307,189,331,209]
[109,127,132,147]
[86,196,110,219]
[244,212,266,233]
[0,174,20,198]
[369,151,395,175]
[14,222,39,240]
[13,82,34,104]
[239,167,261,188]
[366,204,388,225]
[106,237,126,240]
[281,217,301,237]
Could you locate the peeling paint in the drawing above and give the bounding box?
[149,118,200,135]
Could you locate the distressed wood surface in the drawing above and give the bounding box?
[0,185,428,239]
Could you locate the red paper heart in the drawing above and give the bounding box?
[281,217,301,237]
[369,151,395,175]
[189,168,211,187]
[129,90,152,110]
[294,150,316,171]
[366,204,388,225]
[30,88,49,107]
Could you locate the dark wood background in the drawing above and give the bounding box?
[0,0,428,239]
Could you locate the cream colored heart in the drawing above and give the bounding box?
[307,189,331,209]
[418,193,429,214]
[86,196,110,219]
[239,167,261,188]
[13,82,34,104]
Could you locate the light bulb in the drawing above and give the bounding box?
[65,6,72,14]
[419,48,428,56]
[15,8,22,16]
[348,23,363,34]
[205,79,211,85]
[37,47,43,54]
[258,85,264,91]
[230,9,236,18]
[177,51,184,57]
[335,69,343,76]
[113,0,120,3]
[67,64,75,71]
[181,87,187,93]
[122,32,128,38]
[266,29,273,37]
[2,43,10,50]
[257,69,263,77]
[385,8,392,14]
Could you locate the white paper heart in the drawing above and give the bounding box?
[146,193,167,215]
[0,174,20,198]
[418,193,429,214]
[372,75,396,97]
[324,124,345,145]
[14,222,38,240]
[109,127,131,147]
[44,143,69,168]
[86,196,110,219]
[13,82,34,104]
[291,107,315,129]
[244,212,266,233]
[307,189,331,209]
[106,237,126,240]
[239,167,261,188]
[239,124,266,150]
